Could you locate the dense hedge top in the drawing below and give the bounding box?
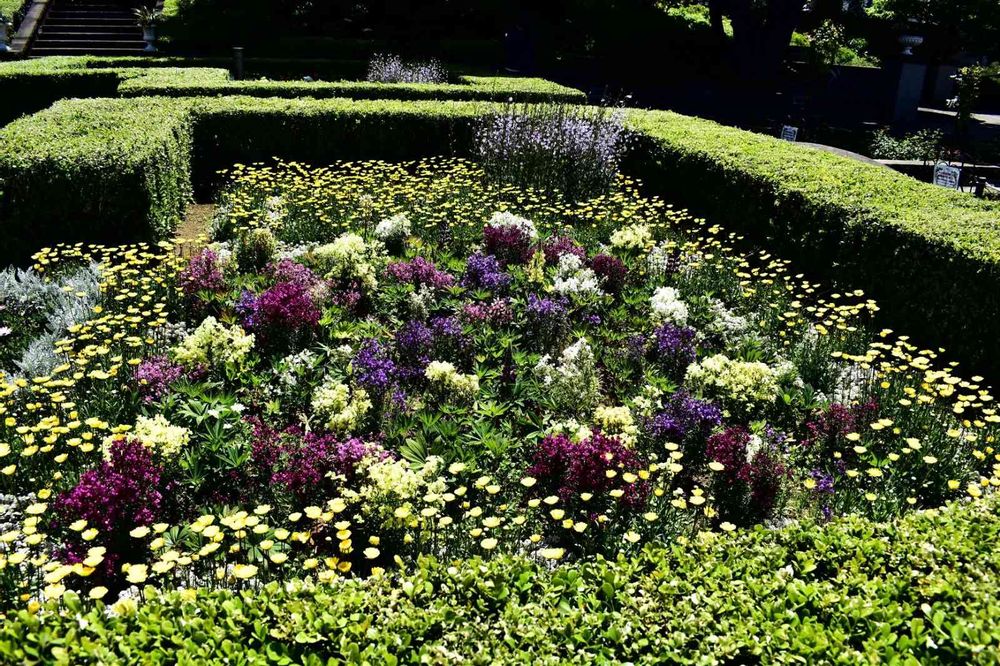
[117,68,587,102]
[627,110,1000,265]
[2,498,998,664]
[0,58,586,104]
[0,97,193,164]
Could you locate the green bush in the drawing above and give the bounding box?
[1,498,998,663]
[0,58,584,128]
[118,68,587,102]
[0,98,194,259]
[626,109,1000,378]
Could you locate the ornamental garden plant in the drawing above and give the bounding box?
[0,104,997,661]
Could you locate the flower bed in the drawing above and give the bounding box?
[1,158,995,619]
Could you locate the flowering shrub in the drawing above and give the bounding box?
[52,438,166,586]
[172,316,255,371]
[366,54,447,84]
[534,338,601,415]
[686,354,784,413]
[424,361,479,400]
[650,286,688,325]
[474,103,628,200]
[311,378,372,434]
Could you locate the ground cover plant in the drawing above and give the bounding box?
[0,151,997,628]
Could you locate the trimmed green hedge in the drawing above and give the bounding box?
[2,499,998,663]
[0,57,584,128]
[625,110,1000,378]
[3,96,1000,376]
[0,98,193,256]
[118,67,587,103]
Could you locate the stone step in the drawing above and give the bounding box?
[34,37,147,46]
[31,47,148,56]
[40,25,141,34]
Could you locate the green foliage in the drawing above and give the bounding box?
[0,98,194,259]
[869,127,946,161]
[625,109,1000,377]
[2,498,998,663]
[867,0,1000,60]
[117,68,587,103]
[0,57,583,128]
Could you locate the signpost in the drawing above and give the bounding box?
[933,162,961,190]
[780,125,799,142]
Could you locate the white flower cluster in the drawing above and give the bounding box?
[609,223,653,251]
[103,415,192,460]
[313,233,383,291]
[593,404,638,447]
[425,361,480,399]
[352,455,447,526]
[646,243,675,278]
[534,338,600,414]
[374,212,412,244]
[650,286,689,325]
[173,316,255,370]
[544,418,594,443]
[705,298,750,344]
[487,211,538,239]
[686,354,786,409]
[553,253,603,297]
[311,377,372,434]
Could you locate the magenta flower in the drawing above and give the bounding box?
[179,248,226,298]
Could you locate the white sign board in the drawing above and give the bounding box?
[780,125,799,142]
[933,163,961,190]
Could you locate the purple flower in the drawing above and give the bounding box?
[590,254,627,295]
[179,248,225,298]
[268,429,389,503]
[462,299,513,325]
[525,294,569,343]
[267,259,321,289]
[484,224,534,266]
[526,432,649,511]
[462,253,511,291]
[645,392,721,446]
[650,323,697,380]
[705,426,786,526]
[242,281,321,347]
[53,438,165,585]
[387,257,455,289]
[352,338,397,396]
[134,356,184,404]
[544,235,587,266]
[394,317,470,379]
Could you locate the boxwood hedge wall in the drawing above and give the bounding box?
[1,96,999,377]
[1,498,998,663]
[0,57,584,127]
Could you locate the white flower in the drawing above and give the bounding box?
[553,254,602,297]
[487,211,538,239]
[374,213,412,242]
[650,287,688,325]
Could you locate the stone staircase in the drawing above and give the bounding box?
[30,1,146,57]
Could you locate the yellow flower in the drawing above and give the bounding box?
[231,564,258,580]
